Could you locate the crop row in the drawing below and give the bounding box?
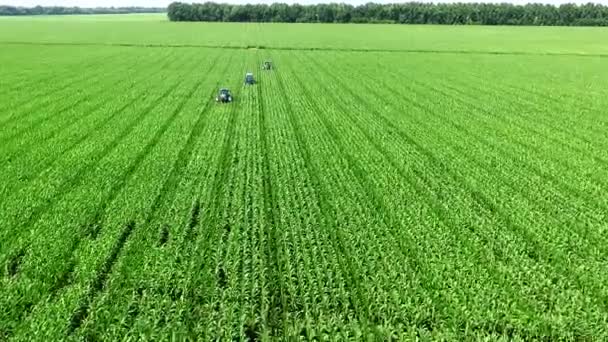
[2,44,607,340]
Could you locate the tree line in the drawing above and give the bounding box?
[0,6,165,16]
[168,2,608,26]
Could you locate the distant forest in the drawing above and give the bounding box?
[168,2,608,26]
[0,6,164,16]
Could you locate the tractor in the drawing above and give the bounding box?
[262,61,273,70]
[245,72,255,85]
[216,88,233,103]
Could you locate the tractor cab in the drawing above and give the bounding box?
[245,72,255,85]
[216,88,233,103]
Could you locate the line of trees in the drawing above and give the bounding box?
[0,6,165,16]
[168,2,608,26]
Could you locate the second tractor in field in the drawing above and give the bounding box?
[216,63,274,103]
[245,72,255,85]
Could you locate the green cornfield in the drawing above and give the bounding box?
[1,14,607,341]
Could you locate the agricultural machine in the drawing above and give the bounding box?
[216,88,233,103]
[262,61,273,70]
[245,72,255,85]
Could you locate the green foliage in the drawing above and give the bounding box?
[168,1,608,26]
[0,5,164,16]
[1,17,608,340]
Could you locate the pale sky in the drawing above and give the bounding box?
[3,0,607,7]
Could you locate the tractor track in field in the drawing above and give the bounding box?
[0,49,177,157]
[169,53,241,338]
[286,52,430,289]
[0,48,124,92]
[310,53,608,311]
[275,64,371,330]
[256,64,286,336]
[67,220,136,334]
[302,52,548,261]
[68,51,225,338]
[0,97,141,201]
[0,53,126,129]
[0,50,125,107]
[368,53,608,165]
[67,75,203,335]
[3,22,608,340]
[371,59,608,217]
[0,78,183,265]
[438,75,608,147]
[418,76,608,174]
[1,73,94,124]
[1,41,607,58]
[120,55,236,327]
[0,64,204,338]
[421,72,608,164]
[454,67,608,125]
[143,84,221,230]
[334,51,608,219]
[341,48,608,159]
[299,54,604,330]
[146,51,225,231]
[284,65,420,328]
[0,51,183,203]
[431,77,608,190]
[289,52,471,326]
[80,80,201,237]
[262,70,334,332]
[171,52,236,251]
[0,71,125,145]
[264,93,333,331]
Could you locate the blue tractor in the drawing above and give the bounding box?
[245,72,255,85]
[262,61,272,70]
